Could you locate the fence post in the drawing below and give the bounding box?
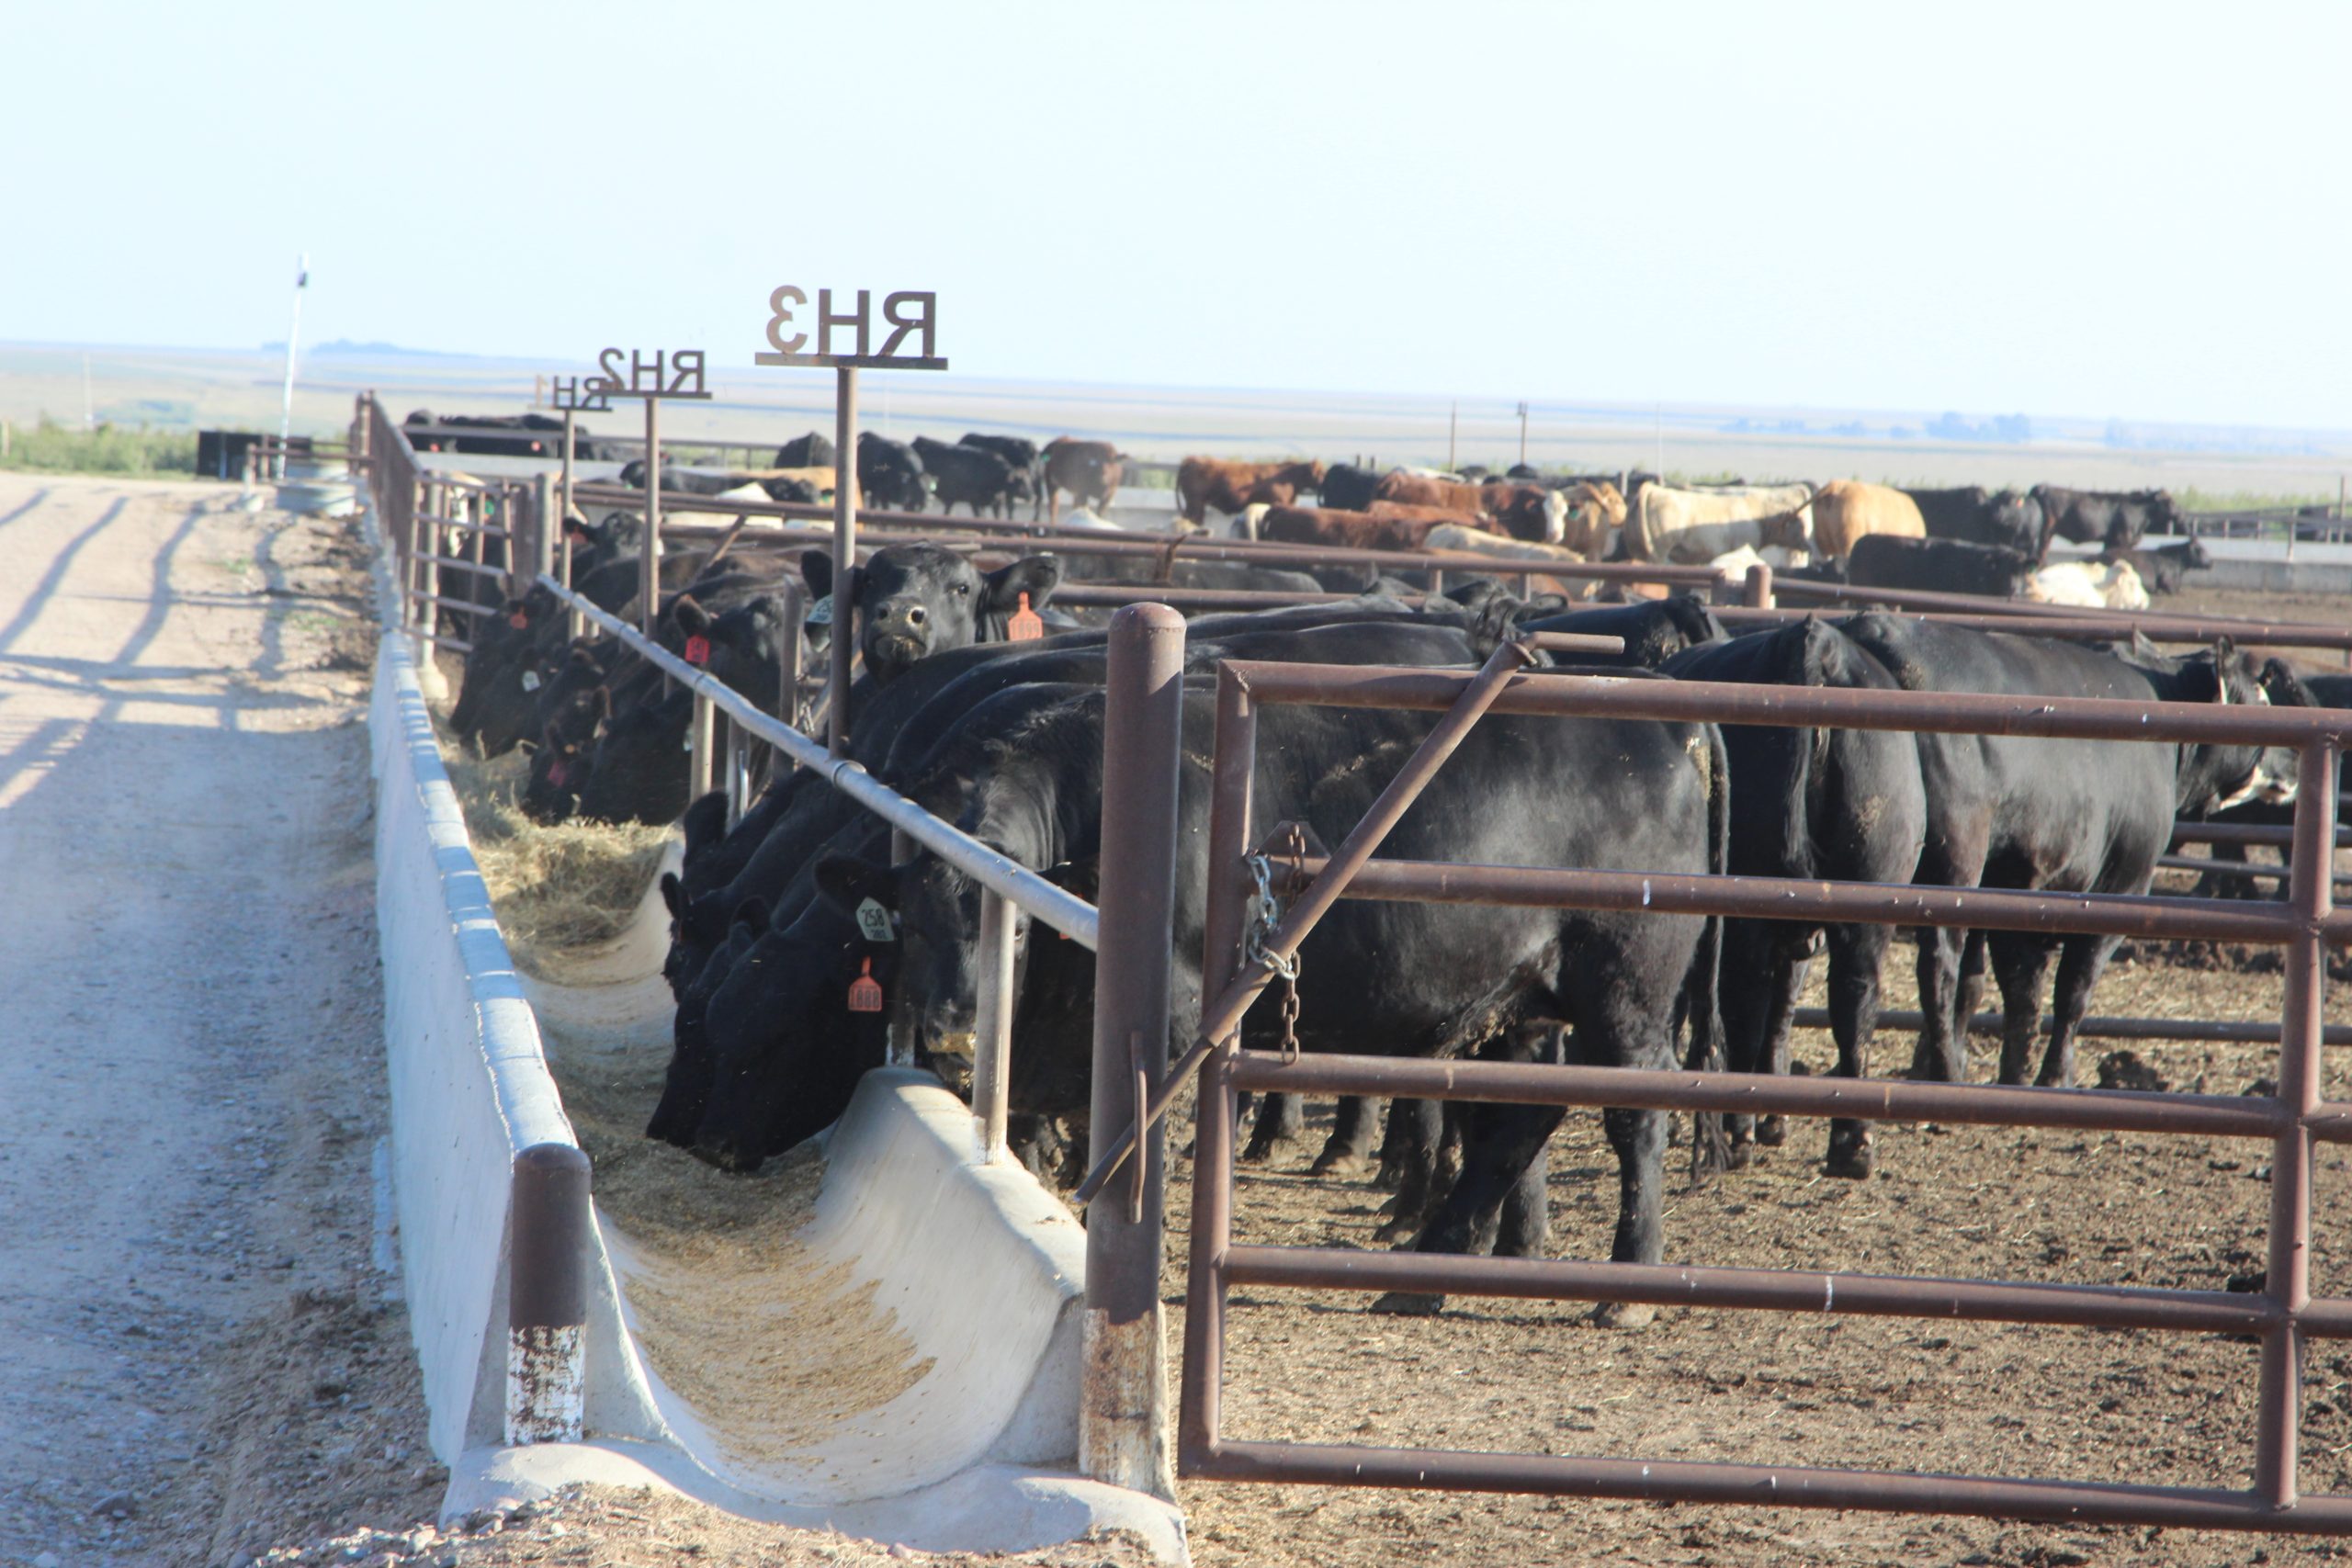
[531,472,557,594]
[1747,561,1775,608]
[689,690,716,801]
[506,1142,590,1446]
[971,888,1016,1160]
[829,366,861,755]
[1080,602,1186,1502]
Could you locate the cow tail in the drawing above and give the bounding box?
[1685,718,1732,1179]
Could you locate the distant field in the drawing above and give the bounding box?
[0,416,195,477]
[5,341,2349,501]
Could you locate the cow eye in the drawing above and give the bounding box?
[955,582,970,594]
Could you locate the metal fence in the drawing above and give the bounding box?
[1099,645,2352,1532]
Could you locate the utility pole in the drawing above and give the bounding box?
[82,354,93,431]
[1447,402,1457,471]
[278,254,310,471]
[1516,401,1529,467]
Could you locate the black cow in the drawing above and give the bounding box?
[773,432,835,468]
[1847,535,2036,600]
[810,665,1727,1320]
[2194,664,2340,899]
[1521,596,1725,669]
[1840,615,2292,1089]
[1663,620,1928,1177]
[2032,486,2180,556]
[1903,486,2045,558]
[856,433,928,513]
[910,435,1023,518]
[2104,536,2211,595]
[402,410,572,458]
[800,544,1062,683]
[1318,462,1385,511]
[958,434,1040,513]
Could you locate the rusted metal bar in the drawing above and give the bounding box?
[506,1142,590,1446]
[411,553,508,581]
[1071,637,1541,1208]
[1225,1048,2284,1139]
[1186,1440,2352,1534]
[1179,665,1257,1474]
[1222,1246,2279,1335]
[971,887,1015,1161]
[2257,741,2339,1506]
[1222,662,2352,748]
[1789,1005,2352,1050]
[2155,853,2352,888]
[2173,822,2351,849]
[1746,561,1774,608]
[1713,603,2352,653]
[641,394,662,640]
[828,367,858,755]
[1270,853,2309,946]
[1082,604,1188,1501]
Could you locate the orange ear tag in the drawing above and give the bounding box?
[846,957,885,1013]
[684,635,710,665]
[1008,592,1045,641]
[508,609,529,630]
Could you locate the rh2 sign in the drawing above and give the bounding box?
[588,349,712,400]
[755,288,946,371]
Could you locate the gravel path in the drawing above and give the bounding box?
[0,474,435,1567]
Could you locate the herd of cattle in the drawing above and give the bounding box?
[436,496,2333,1319]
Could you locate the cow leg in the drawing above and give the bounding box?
[1822,919,1893,1179]
[1715,919,1775,1165]
[1240,1091,1306,1164]
[1373,1096,1432,1192]
[1991,934,2055,1088]
[1374,1100,1450,1240]
[1374,1098,1563,1314]
[1495,1137,1552,1260]
[2039,934,2119,1089]
[1310,1095,1379,1178]
[1909,925,1971,1081]
[1753,944,1808,1149]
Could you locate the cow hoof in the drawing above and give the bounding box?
[1371,1291,1445,1317]
[1309,1149,1372,1179]
[1239,1134,1304,1167]
[1755,1115,1788,1148]
[1724,1137,1755,1172]
[1591,1300,1657,1331]
[1823,1147,1874,1180]
[1372,1215,1419,1244]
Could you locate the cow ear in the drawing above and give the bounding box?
[660,872,683,919]
[984,553,1063,613]
[800,549,834,604]
[673,595,709,636]
[733,895,771,935]
[815,855,899,919]
[1041,856,1101,901]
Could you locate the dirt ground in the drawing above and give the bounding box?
[0,473,442,1568]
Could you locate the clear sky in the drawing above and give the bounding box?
[6,1,2348,430]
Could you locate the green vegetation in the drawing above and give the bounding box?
[0,415,198,477]
[2174,486,2339,516]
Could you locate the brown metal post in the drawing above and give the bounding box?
[506,1142,590,1446]
[2256,739,2339,1507]
[829,365,860,755]
[1747,561,1775,609]
[560,406,576,532]
[531,472,557,593]
[689,691,716,801]
[1080,603,1187,1502]
[642,395,662,640]
[1179,665,1259,1472]
[468,490,490,637]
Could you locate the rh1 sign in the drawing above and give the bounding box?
[755,288,945,371]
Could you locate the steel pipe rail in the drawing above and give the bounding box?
[1770,573,2352,647]
[1712,603,2352,653]
[532,573,1101,950]
[1787,1006,2352,1050]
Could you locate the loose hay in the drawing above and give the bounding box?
[434,732,673,971]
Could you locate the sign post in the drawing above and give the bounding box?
[753,287,946,756]
[584,351,712,638]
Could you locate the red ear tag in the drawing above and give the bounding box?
[546,759,569,787]
[684,635,710,666]
[1008,592,1044,641]
[508,609,529,630]
[847,957,885,1014]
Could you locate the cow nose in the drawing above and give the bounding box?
[905,605,926,627]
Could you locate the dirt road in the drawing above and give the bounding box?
[0,474,438,1566]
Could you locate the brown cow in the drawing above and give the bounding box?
[1374,471,1567,543]
[1175,457,1328,528]
[1040,437,1126,523]
[1802,479,1928,559]
[1257,505,1478,553]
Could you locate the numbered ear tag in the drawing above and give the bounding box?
[684,635,711,666]
[508,609,529,630]
[1008,591,1044,641]
[846,957,885,1013]
[854,897,897,942]
[520,670,542,693]
[807,595,833,626]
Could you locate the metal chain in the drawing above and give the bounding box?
[1243,852,1304,1063]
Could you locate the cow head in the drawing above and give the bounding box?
[814,852,990,1061]
[852,545,1062,682]
[2173,639,2301,816]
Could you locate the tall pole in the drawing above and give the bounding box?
[1518,401,1529,467]
[278,254,309,470]
[1447,401,1457,472]
[642,394,662,639]
[560,407,576,533]
[828,366,860,755]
